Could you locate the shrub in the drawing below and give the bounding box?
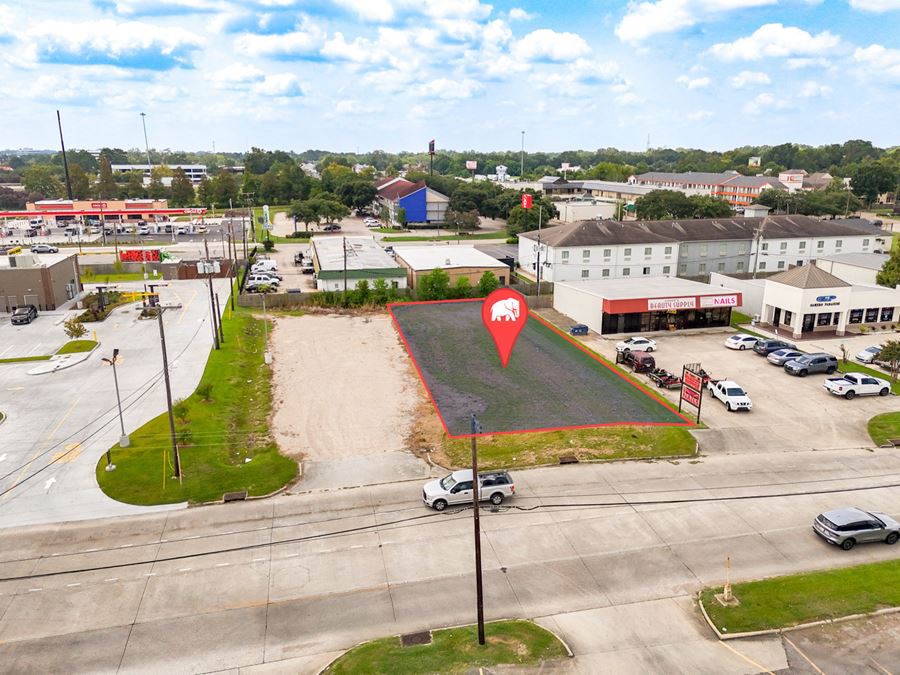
[173,398,190,424]
[263,238,275,252]
[196,383,213,402]
[82,266,95,280]
[506,236,519,244]
[286,232,310,239]
[63,317,87,339]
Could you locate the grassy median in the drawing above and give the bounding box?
[56,339,97,354]
[325,620,568,674]
[443,425,696,470]
[96,306,298,505]
[868,411,900,446]
[701,559,900,634]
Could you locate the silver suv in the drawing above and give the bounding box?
[423,470,515,511]
[784,353,838,376]
[813,507,900,550]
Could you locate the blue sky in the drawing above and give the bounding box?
[0,0,898,153]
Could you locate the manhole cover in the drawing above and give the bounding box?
[400,631,432,647]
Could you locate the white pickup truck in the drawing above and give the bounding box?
[823,373,891,399]
[707,380,753,412]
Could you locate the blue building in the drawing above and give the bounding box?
[377,179,449,227]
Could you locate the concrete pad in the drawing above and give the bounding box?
[567,647,668,675]
[0,577,146,642]
[120,606,267,675]
[633,502,759,546]
[503,557,609,617]
[300,452,429,491]
[540,605,645,655]
[267,545,388,602]
[0,624,130,675]
[152,529,272,574]
[669,533,792,586]
[235,651,343,674]
[555,511,666,557]
[583,547,700,605]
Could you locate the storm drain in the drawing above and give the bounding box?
[400,631,432,647]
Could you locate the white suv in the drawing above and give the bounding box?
[423,470,515,511]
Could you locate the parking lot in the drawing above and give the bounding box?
[582,329,899,453]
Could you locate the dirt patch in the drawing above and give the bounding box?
[269,313,419,460]
[406,389,451,468]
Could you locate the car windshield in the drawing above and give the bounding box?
[12,308,26,315]
[726,387,745,396]
[866,347,881,354]
[439,474,457,490]
[863,510,886,527]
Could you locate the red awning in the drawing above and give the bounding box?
[0,208,207,218]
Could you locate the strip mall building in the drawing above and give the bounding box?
[554,277,742,335]
[1,199,205,226]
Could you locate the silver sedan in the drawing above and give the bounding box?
[766,348,805,366]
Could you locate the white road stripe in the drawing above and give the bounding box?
[66,583,81,588]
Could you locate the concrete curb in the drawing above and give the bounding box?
[697,590,900,640]
[314,618,573,675]
[27,341,100,376]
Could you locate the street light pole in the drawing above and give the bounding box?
[520,130,525,178]
[101,348,127,471]
[140,112,153,172]
[470,413,485,646]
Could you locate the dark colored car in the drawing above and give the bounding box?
[784,353,838,376]
[323,224,341,232]
[753,338,796,356]
[11,304,38,325]
[621,350,655,373]
[570,324,589,336]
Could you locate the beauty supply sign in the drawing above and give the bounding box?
[648,297,696,311]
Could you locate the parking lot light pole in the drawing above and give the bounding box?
[101,349,127,470]
[471,413,486,646]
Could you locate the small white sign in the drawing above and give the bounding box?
[699,294,738,308]
[648,297,696,311]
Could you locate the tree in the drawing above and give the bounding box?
[96,155,118,199]
[878,341,900,382]
[443,209,481,232]
[197,176,213,206]
[126,171,145,198]
[352,280,370,305]
[170,168,195,206]
[63,318,87,339]
[372,278,389,305]
[69,164,91,199]
[505,196,558,235]
[877,245,900,288]
[418,268,451,300]
[212,171,239,207]
[99,147,128,164]
[21,165,63,198]
[148,176,168,200]
[849,164,898,205]
[476,271,499,297]
[320,163,354,193]
[689,195,732,218]
[290,199,320,231]
[633,190,694,220]
[313,197,349,223]
[451,276,472,299]
[337,180,376,209]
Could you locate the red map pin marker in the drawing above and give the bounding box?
[481,288,528,368]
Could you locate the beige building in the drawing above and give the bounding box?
[0,252,82,312]
[393,246,510,290]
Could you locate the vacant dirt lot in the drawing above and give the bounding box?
[269,314,419,460]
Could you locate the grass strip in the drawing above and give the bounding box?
[81,272,149,284]
[325,620,568,675]
[730,310,765,338]
[96,305,297,505]
[868,410,900,446]
[443,425,696,470]
[56,340,97,355]
[0,355,52,364]
[700,559,900,634]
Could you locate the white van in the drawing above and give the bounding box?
[251,259,278,273]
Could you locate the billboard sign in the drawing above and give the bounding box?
[521,193,533,209]
[683,370,702,391]
[91,202,107,208]
[466,160,477,170]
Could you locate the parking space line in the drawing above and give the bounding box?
[783,636,825,674]
[719,640,774,675]
[870,657,893,675]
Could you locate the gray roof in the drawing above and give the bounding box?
[816,252,889,270]
[767,264,851,289]
[635,171,735,185]
[520,216,878,247]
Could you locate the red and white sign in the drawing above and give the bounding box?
[648,297,696,311]
[521,193,533,209]
[682,385,701,408]
[482,288,529,368]
[683,370,702,391]
[699,294,738,308]
[185,207,205,214]
[466,160,477,170]
[91,202,108,208]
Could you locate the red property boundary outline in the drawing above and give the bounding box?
[387,297,696,438]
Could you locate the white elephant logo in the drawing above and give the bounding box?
[490,298,520,322]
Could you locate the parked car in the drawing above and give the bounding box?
[384,245,395,256]
[616,336,656,353]
[24,228,38,237]
[724,334,759,351]
[323,223,341,232]
[707,380,752,412]
[422,469,515,511]
[784,353,838,377]
[813,507,900,550]
[823,373,891,399]
[176,225,189,235]
[251,259,278,273]
[30,244,59,254]
[246,273,280,287]
[620,350,655,373]
[766,349,804,366]
[196,224,207,234]
[855,345,883,364]
[138,226,151,235]
[10,304,38,325]
[253,270,283,282]
[570,324,589,336]
[753,338,796,356]
[301,259,314,274]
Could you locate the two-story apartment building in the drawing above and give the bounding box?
[629,171,789,207]
[518,216,881,284]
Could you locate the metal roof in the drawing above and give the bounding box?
[393,245,510,271]
[311,236,402,273]
[766,264,851,289]
[816,252,889,271]
[556,276,741,300]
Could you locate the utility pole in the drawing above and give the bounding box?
[342,236,349,307]
[520,130,525,178]
[56,111,73,201]
[156,307,182,482]
[228,222,236,311]
[215,293,224,344]
[140,112,153,171]
[470,413,485,646]
[536,205,543,297]
[751,217,768,279]
[204,234,220,350]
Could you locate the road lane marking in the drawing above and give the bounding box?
[783,636,825,675]
[178,567,192,572]
[27,588,42,593]
[870,657,893,675]
[66,583,81,588]
[0,453,6,463]
[43,477,57,493]
[105,578,119,582]
[51,443,82,464]
[214,562,230,567]
[719,641,774,675]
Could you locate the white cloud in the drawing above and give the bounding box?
[531,58,621,94]
[333,99,384,115]
[331,0,492,22]
[729,70,771,87]
[511,29,591,62]
[709,23,840,61]
[253,73,304,96]
[421,77,484,99]
[854,43,900,79]
[688,110,714,120]
[785,57,831,68]
[102,84,187,109]
[209,62,264,88]
[615,0,777,43]
[95,0,227,16]
[799,80,832,97]
[615,91,644,106]
[742,91,790,115]
[508,7,534,20]
[676,75,710,89]
[849,0,900,11]
[234,19,325,58]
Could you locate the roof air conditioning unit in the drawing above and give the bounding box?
[445,259,451,266]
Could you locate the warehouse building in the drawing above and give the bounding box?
[0,252,82,312]
[394,246,510,290]
[813,252,888,286]
[310,236,407,292]
[554,277,743,335]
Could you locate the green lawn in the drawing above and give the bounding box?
[701,559,900,634]
[837,361,900,394]
[730,310,765,338]
[443,425,696,470]
[82,272,150,284]
[251,205,293,243]
[0,355,52,364]
[56,340,97,354]
[383,231,508,242]
[96,305,298,505]
[325,620,568,675]
[868,410,900,446]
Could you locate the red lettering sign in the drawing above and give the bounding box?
[91,202,107,208]
[120,249,160,262]
[521,193,533,209]
[682,385,701,408]
[683,370,702,391]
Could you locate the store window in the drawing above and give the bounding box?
[601,269,610,278]
[849,309,863,324]
[663,265,671,274]
[865,307,878,322]
[881,307,894,322]
[622,268,630,276]
[581,269,589,279]
[784,311,793,324]
[817,313,831,326]
[642,267,650,275]
[833,312,840,325]
[561,251,569,263]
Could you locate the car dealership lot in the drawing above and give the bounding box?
[584,330,898,453]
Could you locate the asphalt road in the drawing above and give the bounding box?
[2,446,900,673]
